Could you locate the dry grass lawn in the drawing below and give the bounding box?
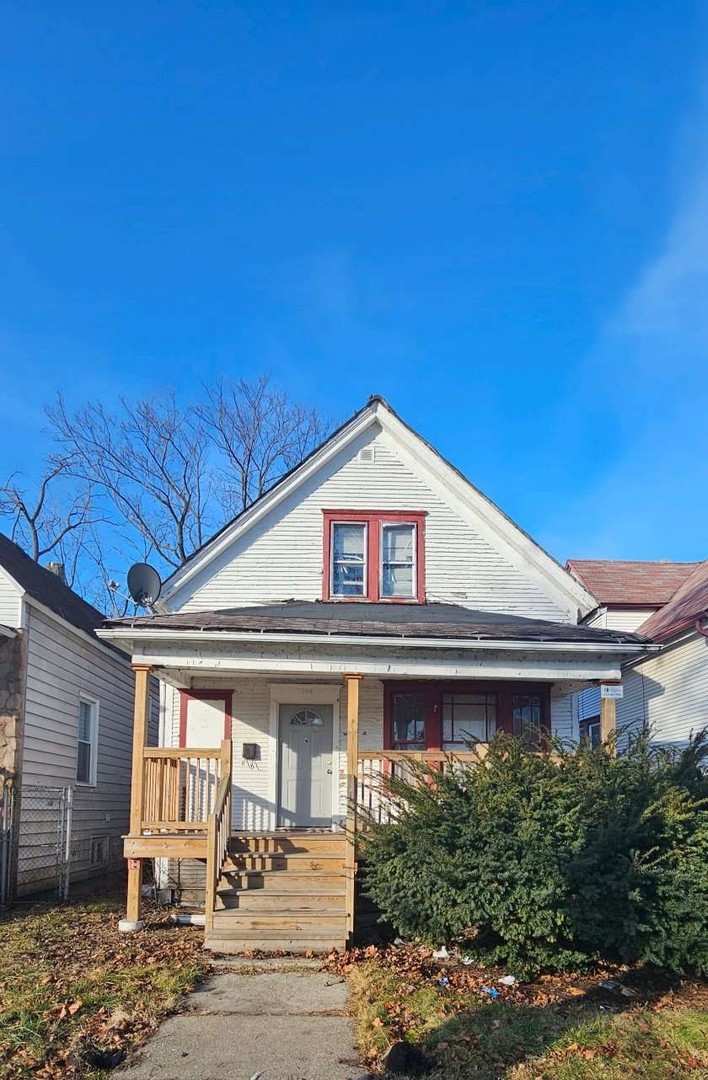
[0,887,211,1079]
[329,945,708,1079]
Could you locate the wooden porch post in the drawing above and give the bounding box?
[120,663,152,932]
[344,673,362,943]
[600,693,617,746]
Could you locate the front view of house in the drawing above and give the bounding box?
[100,397,650,952]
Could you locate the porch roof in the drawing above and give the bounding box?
[103,600,648,647]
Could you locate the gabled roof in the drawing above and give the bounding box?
[566,559,700,607]
[637,561,708,642]
[104,599,648,646]
[161,396,597,616]
[0,532,106,639]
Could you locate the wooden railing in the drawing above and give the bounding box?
[205,741,233,930]
[139,745,229,834]
[355,749,484,827]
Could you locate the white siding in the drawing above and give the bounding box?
[616,631,708,747]
[17,605,138,891]
[606,608,657,632]
[584,608,657,633]
[0,568,22,628]
[163,676,581,836]
[175,426,573,622]
[550,687,575,742]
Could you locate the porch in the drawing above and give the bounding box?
[100,600,648,949]
[120,670,622,951]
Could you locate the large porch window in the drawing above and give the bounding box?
[391,692,426,749]
[442,692,497,747]
[384,681,549,750]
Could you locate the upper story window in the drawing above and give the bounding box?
[324,510,426,602]
[77,696,99,785]
[332,523,367,597]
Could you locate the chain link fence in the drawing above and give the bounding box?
[5,784,125,903]
[0,778,15,907]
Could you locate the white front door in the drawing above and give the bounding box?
[278,704,334,828]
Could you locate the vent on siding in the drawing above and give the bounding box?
[357,447,376,464]
[90,836,109,867]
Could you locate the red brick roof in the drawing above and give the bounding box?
[637,561,708,642]
[566,559,700,607]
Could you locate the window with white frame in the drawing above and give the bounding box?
[381,523,415,598]
[442,692,497,746]
[77,697,98,785]
[331,522,367,596]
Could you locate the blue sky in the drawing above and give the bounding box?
[1,1,706,563]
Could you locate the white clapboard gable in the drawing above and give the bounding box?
[162,398,595,622]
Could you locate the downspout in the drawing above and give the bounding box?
[695,612,708,639]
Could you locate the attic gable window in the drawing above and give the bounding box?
[323,510,426,601]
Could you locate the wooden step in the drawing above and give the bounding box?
[230,833,346,856]
[225,852,345,872]
[216,887,346,911]
[221,868,345,892]
[212,910,348,932]
[205,931,347,954]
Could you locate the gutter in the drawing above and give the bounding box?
[97,626,656,655]
[0,624,17,638]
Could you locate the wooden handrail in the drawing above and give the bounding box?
[205,740,233,932]
[143,747,223,760]
[137,745,229,835]
[357,749,484,762]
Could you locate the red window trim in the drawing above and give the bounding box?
[382,680,551,749]
[179,689,233,747]
[322,510,426,603]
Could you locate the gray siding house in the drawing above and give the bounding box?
[0,533,150,898]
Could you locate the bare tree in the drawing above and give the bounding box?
[197,375,329,515]
[0,460,99,586]
[47,392,213,570]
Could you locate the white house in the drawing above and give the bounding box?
[100,397,650,952]
[568,559,708,748]
[0,532,151,899]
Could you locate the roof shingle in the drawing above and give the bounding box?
[637,562,708,642]
[104,600,648,646]
[566,559,700,607]
[0,532,106,638]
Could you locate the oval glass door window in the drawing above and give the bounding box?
[290,708,325,727]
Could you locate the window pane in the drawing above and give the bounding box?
[512,694,542,748]
[392,693,425,747]
[333,523,365,560]
[77,740,91,784]
[381,524,415,598]
[382,564,413,598]
[78,700,92,742]
[442,692,497,745]
[332,523,366,596]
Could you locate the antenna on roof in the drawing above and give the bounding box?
[127,563,162,609]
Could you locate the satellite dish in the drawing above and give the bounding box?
[127,563,162,608]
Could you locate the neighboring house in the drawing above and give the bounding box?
[100,397,650,952]
[567,559,708,749]
[0,533,149,899]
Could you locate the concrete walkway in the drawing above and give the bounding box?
[118,960,367,1080]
